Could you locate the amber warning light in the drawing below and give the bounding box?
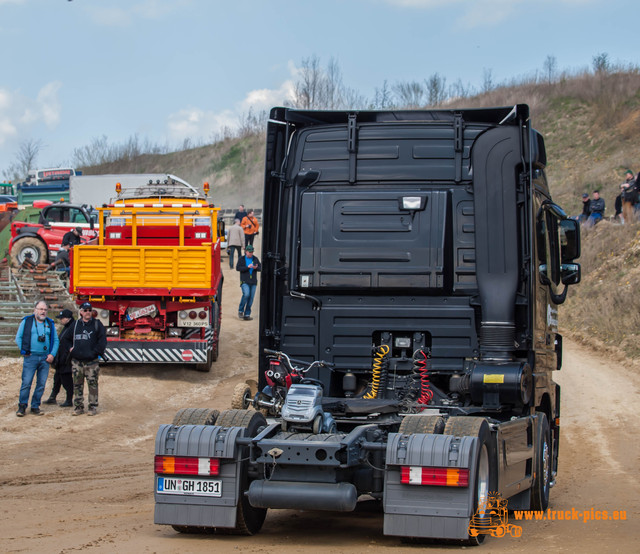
[115,182,122,194]
[203,182,210,195]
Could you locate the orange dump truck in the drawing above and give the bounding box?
[71,177,224,371]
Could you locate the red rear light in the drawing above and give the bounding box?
[400,466,469,487]
[154,455,219,476]
[198,311,207,319]
[188,311,197,319]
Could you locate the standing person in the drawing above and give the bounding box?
[227,218,245,270]
[14,300,59,417]
[44,309,75,407]
[621,169,638,224]
[241,209,260,247]
[70,302,107,416]
[234,204,247,223]
[61,226,83,247]
[236,244,261,321]
[586,190,605,227]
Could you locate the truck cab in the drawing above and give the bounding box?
[154,106,580,543]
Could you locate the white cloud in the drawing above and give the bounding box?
[239,79,295,112]
[0,82,62,149]
[37,82,62,127]
[167,65,296,142]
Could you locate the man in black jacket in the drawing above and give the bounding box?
[236,244,261,321]
[70,302,107,416]
[44,309,75,407]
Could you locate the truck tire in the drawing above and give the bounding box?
[196,350,213,372]
[11,237,47,266]
[172,408,219,426]
[211,302,220,362]
[231,383,252,410]
[444,417,496,546]
[530,413,551,511]
[312,414,323,434]
[215,409,267,535]
[398,415,445,435]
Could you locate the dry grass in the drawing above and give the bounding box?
[564,220,640,359]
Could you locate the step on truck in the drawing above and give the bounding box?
[72,176,224,371]
[154,105,581,542]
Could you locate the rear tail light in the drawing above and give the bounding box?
[154,455,219,476]
[400,466,469,487]
[188,311,197,319]
[198,311,207,319]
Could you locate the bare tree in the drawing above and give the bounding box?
[294,55,324,109]
[543,55,557,84]
[592,52,610,74]
[426,73,447,106]
[370,80,392,109]
[392,81,425,108]
[449,78,474,100]
[323,57,344,109]
[482,68,494,93]
[2,138,44,181]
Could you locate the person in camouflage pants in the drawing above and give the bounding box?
[72,360,100,415]
[68,302,107,416]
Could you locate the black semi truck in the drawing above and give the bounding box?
[154,105,581,544]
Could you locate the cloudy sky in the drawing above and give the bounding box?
[1,0,638,174]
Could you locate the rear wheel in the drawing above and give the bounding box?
[196,349,213,372]
[172,408,219,426]
[399,415,445,434]
[215,409,267,535]
[530,413,551,510]
[312,414,323,434]
[444,417,496,546]
[231,383,252,410]
[11,237,47,266]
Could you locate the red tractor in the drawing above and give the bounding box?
[9,202,97,266]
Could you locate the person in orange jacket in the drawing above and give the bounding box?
[241,209,260,246]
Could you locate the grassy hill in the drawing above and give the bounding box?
[78,70,640,360]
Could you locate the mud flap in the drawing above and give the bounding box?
[154,424,245,529]
[383,433,478,540]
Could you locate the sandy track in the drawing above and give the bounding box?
[1,263,638,552]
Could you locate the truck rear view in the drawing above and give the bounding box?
[154,106,581,542]
[72,177,223,371]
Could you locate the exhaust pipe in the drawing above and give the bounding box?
[472,126,522,361]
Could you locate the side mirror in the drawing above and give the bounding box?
[561,263,581,285]
[560,218,580,262]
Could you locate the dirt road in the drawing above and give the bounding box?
[1,262,638,552]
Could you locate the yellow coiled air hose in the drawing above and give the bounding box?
[363,344,390,399]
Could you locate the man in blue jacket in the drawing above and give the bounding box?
[236,244,261,321]
[15,299,59,417]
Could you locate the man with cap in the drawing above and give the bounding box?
[578,193,591,224]
[44,308,75,407]
[61,226,83,248]
[70,302,107,416]
[14,299,59,416]
[236,244,261,321]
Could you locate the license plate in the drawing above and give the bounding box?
[157,476,222,497]
[180,320,208,327]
